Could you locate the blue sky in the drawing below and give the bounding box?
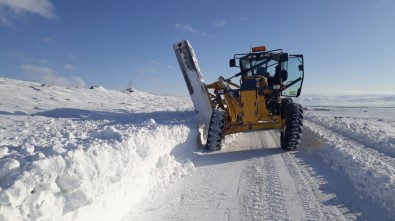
[1,0,394,96]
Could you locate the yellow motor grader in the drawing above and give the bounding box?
[174,40,304,151]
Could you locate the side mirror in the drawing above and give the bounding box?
[229,59,236,67]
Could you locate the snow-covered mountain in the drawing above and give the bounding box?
[1,77,394,220]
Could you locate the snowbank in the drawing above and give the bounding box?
[0,78,197,220]
[303,111,395,216]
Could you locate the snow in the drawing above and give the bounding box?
[1,77,395,220]
[0,78,195,220]
[297,93,395,107]
[302,111,395,217]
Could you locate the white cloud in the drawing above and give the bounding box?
[201,32,213,38]
[42,36,56,43]
[0,12,11,26]
[238,16,247,21]
[137,60,172,76]
[0,0,56,26]
[175,23,198,33]
[214,20,226,27]
[22,64,53,75]
[175,23,213,38]
[68,52,76,61]
[38,59,47,64]
[21,64,85,87]
[64,64,74,70]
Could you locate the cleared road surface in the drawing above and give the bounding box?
[124,130,369,220]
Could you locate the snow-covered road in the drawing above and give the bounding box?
[1,78,394,220]
[125,130,362,221]
[125,108,395,220]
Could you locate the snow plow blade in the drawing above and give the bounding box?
[173,40,212,128]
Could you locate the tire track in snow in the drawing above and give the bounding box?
[268,130,350,220]
[239,132,314,220]
[280,152,321,220]
[237,132,287,220]
[265,133,311,220]
[240,131,352,221]
[240,156,288,221]
[280,152,351,221]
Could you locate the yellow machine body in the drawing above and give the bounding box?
[206,77,285,136]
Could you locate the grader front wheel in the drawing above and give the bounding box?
[281,102,303,150]
[206,109,225,151]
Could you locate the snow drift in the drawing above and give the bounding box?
[0,78,196,220]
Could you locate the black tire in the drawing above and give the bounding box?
[281,102,303,150]
[206,109,225,151]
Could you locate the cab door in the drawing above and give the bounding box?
[282,54,304,97]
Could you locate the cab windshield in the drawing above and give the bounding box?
[240,57,277,78]
[238,53,304,97]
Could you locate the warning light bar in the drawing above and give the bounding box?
[252,46,267,53]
